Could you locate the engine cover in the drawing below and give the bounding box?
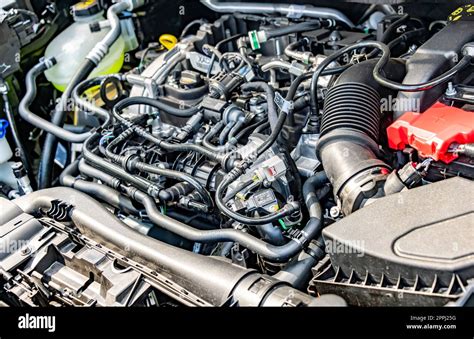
[387,102,474,163]
[322,177,474,287]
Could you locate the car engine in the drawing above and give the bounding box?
[0,0,473,307]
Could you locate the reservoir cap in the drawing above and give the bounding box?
[72,0,101,18]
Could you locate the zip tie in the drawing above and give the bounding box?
[274,92,294,114]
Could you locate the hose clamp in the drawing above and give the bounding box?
[287,228,308,247]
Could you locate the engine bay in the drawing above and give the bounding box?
[0,0,473,307]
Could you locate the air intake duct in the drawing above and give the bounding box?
[11,188,345,307]
[316,59,405,215]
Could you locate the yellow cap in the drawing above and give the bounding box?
[159,34,178,50]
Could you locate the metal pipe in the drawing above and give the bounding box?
[200,0,354,28]
[85,2,130,65]
[261,60,293,72]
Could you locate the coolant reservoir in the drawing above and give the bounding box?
[0,119,13,164]
[44,0,125,91]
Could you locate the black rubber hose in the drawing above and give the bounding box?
[271,172,328,288]
[82,133,161,198]
[254,121,270,133]
[180,18,207,39]
[60,160,138,215]
[39,59,96,188]
[1,89,37,189]
[380,14,410,43]
[40,60,97,186]
[266,20,322,39]
[374,53,472,92]
[213,78,307,223]
[310,40,471,117]
[73,180,138,215]
[273,244,320,289]
[287,72,312,100]
[227,119,244,140]
[217,120,235,145]
[302,171,329,217]
[241,82,278,132]
[78,158,121,189]
[202,121,236,152]
[216,33,245,51]
[253,112,286,159]
[133,162,214,208]
[365,14,411,59]
[18,58,94,142]
[256,222,286,246]
[112,100,225,164]
[387,28,426,52]
[134,190,308,262]
[234,119,267,139]
[114,96,200,117]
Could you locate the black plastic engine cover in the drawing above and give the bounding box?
[322,177,474,287]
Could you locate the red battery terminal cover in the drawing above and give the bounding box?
[387,102,474,163]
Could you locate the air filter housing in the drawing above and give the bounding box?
[322,177,474,287]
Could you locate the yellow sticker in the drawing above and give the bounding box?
[448,4,474,21]
[451,7,464,17]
